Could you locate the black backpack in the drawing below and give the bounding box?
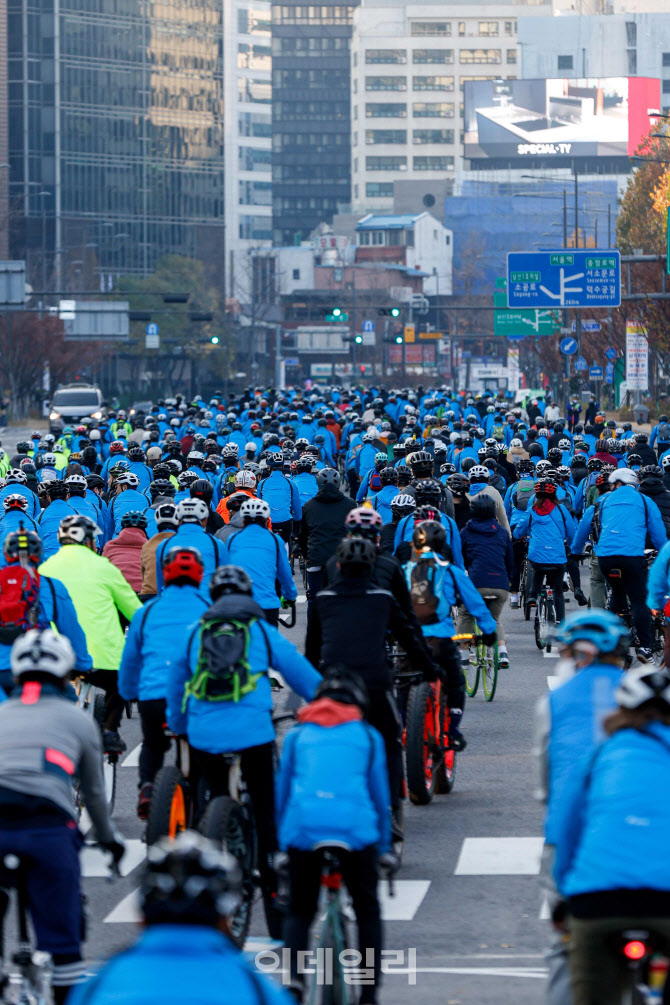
[183,615,271,706]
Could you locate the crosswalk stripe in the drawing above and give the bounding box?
[295,595,307,604]
[104,879,431,925]
[82,839,145,879]
[546,675,561,690]
[542,650,559,659]
[539,897,551,920]
[454,837,544,876]
[121,744,141,768]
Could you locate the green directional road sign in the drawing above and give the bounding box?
[494,280,560,337]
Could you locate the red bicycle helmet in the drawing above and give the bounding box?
[534,479,557,495]
[161,546,204,587]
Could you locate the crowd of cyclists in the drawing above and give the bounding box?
[0,385,669,1003]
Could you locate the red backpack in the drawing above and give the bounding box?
[0,566,41,644]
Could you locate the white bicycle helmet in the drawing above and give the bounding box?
[234,470,257,490]
[11,628,75,680]
[187,451,205,464]
[175,498,209,524]
[558,438,571,450]
[116,471,140,489]
[5,469,27,485]
[65,473,87,490]
[615,665,670,710]
[57,514,102,545]
[609,468,638,487]
[468,464,490,481]
[240,498,271,521]
[3,493,28,512]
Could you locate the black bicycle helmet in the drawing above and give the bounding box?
[469,494,496,520]
[412,519,446,552]
[209,564,253,600]
[315,667,369,711]
[379,466,398,487]
[316,468,340,490]
[3,527,42,564]
[149,479,175,500]
[407,450,433,478]
[395,464,412,488]
[85,473,105,491]
[46,480,69,500]
[335,535,376,573]
[639,464,663,480]
[190,478,214,504]
[414,478,442,506]
[516,459,536,476]
[140,831,242,926]
[446,472,470,496]
[440,462,456,476]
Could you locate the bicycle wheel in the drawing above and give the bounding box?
[463,647,479,697]
[146,766,190,844]
[433,686,456,795]
[534,597,546,650]
[480,641,499,702]
[405,681,439,805]
[319,906,350,1005]
[103,758,117,815]
[199,795,255,949]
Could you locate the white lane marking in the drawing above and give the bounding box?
[121,743,141,768]
[546,676,561,690]
[103,888,141,924]
[542,650,559,659]
[378,879,430,921]
[454,837,544,876]
[295,595,307,604]
[539,897,551,920]
[411,966,547,979]
[104,880,432,925]
[82,839,145,879]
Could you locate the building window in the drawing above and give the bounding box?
[366,129,407,144]
[413,155,454,171]
[458,22,466,36]
[413,102,455,117]
[504,20,516,35]
[366,182,394,197]
[628,51,637,75]
[557,54,573,70]
[292,268,300,280]
[626,21,637,46]
[478,21,498,36]
[366,49,407,64]
[413,49,453,64]
[411,22,451,36]
[366,155,408,171]
[460,49,501,64]
[663,80,670,93]
[365,102,407,117]
[365,76,407,91]
[663,53,670,67]
[507,49,517,64]
[413,128,454,144]
[445,234,451,245]
[413,75,454,91]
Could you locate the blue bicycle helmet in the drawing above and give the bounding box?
[553,609,631,653]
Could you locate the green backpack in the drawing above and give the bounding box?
[183,616,270,707]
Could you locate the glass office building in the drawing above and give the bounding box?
[271,0,359,246]
[8,0,225,288]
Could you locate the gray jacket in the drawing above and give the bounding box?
[0,690,115,843]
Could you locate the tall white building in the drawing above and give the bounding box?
[224,0,273,298]
[519,11,670,116]
[349,0,552,214]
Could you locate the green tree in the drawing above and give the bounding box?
[616,125,670,254]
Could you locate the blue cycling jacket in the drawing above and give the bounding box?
[0,484,39,521]
[573,485,667,558]
[371,484,398,525]
[513,502,576,565]
[166,613,319,752]
[394,512,464,568]
[257,470,302,523]
[222,523,296,608]
[37,499,78,560]
[119,583,210,702]
[109,489,149,537]
[276,709,391,853]
[67,925,293,1005]
[155,524,225,595]
[0,510,39,566]
[292,471,318,508]
[403,551,496,638]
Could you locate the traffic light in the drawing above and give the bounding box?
[378,307,401,318]
[395,334,403,344]
[325,306,349,322]
[354,334,363,344]
[210,336,219,345]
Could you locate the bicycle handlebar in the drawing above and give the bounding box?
[279,604,297,628]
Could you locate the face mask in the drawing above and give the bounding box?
[555,657,576,682]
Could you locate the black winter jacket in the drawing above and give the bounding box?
[298,485,356,568]
[639,477,670,536]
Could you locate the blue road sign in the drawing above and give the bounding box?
[362,319,375,333]
[589,365,603,378]
[145,322,159,336]
[283,357,299,367]
[605,346,617,362]
[575,356,588,371]
[605,361,614,384]
[572,320,601,333]
[507,251,620,309]
[560,337,578,355]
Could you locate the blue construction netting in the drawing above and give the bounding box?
[445,177,620,294]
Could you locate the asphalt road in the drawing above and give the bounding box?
[5,423,557,1002]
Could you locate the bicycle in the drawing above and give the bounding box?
[534,585,556,653]
[519,547,531,621]
[146,735,193,845]
[454,625,499,702]
[279,847,394,1005]
[72,678,118,815]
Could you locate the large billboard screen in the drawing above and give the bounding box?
[463,77,660,162]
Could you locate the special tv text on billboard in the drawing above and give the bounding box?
[463,77,660,162]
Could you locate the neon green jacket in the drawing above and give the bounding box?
[39,544,141,670]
